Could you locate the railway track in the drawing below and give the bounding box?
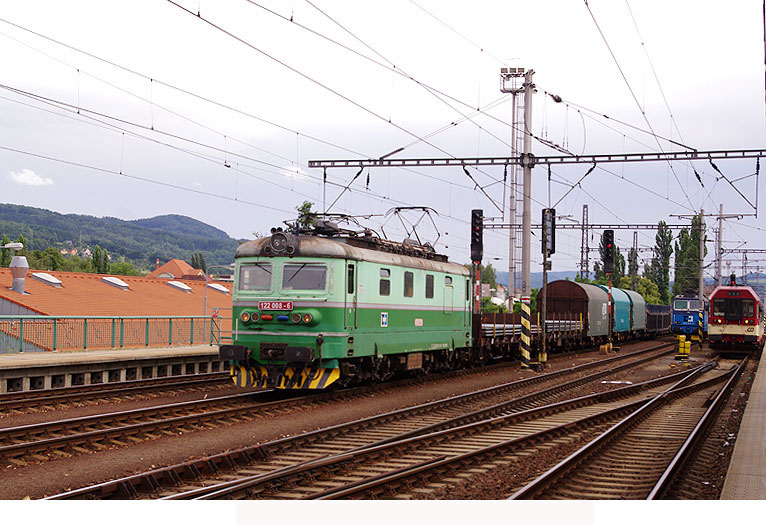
[0,372,232,414]
[48,342,678,499]
[510,358,746,499]
[158,359,723,499]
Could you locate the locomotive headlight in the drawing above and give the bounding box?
[240,312,251,322]
[251,312,261,322]
[303,313,313,324]
[291,312,302,324]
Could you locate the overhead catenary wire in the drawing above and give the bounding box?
[583,1,697,211]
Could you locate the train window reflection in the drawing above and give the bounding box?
[404,271,414,298]
[239,264,272,291]
[713,299,726,317]
[282,264,327,291]
[743,300,754,317]
[425,274,434,299]
[380,268,391,296]
[673,300,689,310]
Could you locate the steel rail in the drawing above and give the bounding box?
[46,342,672,499]
[162,360,706,500]
[308,364,732,500]
[509,360,737,499]
[647,357,748,499]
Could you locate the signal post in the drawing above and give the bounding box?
[603,230,615,353]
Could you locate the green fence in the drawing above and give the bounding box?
[0,314,232,353]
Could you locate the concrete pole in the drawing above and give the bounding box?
[521,69,535,300]
[699,209,705,301]
[717,204,723,287]
[509,91,518,298]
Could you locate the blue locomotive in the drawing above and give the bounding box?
[671,292,709,337]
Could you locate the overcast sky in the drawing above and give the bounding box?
[2,0,765,280]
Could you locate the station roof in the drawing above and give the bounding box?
[0,269,232,317]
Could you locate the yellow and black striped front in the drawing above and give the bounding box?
[520,302,531,369]
[230,364,339,390]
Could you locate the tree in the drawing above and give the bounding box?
[101,248,110,274]
[619,275,661,305]
[650,221,673,304]
[296,201,316,228]
[92,246,103,273]
[190,252,207,273]
[464,263,498,288]
[672,215,706,297]
[0,234,11,267]
[110,261,140,276]
[15,234,27,256]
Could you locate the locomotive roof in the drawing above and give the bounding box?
[236,234,470,276]
[709,284,761,301]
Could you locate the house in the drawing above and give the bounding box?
[147,259,205,280]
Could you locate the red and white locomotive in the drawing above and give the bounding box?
[708,275,765,352]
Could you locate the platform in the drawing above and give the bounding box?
[720,356,766,499]
[0,344,223,393]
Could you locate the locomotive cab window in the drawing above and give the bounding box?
[239,263,272,291]
[713,299,726,317]
[673,299,689,310]
[282,263,327,291]
[380,268,391,296]
[425,274,434,299]
[743,300,755,318]
[404,271,414,298]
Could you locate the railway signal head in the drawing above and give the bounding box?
[470,209,483,263]
[730,273,737,286]
[603,230,614,274]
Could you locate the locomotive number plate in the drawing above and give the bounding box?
[259,301,294,310]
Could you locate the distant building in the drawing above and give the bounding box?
[147,259,205,280]
[0,268,231,317]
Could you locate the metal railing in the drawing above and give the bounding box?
[0,315,232,353]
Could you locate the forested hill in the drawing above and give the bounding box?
[0,203,241,268]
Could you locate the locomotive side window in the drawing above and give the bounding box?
[282,264,327,291]
[445,276,453,286]
[380,268,391,296]
[404,271,414,298]
[239,263,272,291]
[425,274,434,299]
[347,264,355,294]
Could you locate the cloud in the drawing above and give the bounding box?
[7,169,53,187]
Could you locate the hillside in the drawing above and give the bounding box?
[0,203,240,269]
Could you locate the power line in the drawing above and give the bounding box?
[583,0,695,210]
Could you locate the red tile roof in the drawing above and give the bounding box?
[147,259,203,279]
[0,269,231,317]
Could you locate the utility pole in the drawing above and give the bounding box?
[580,204,589,281]
[521,69,535,303]
[717,204,723,286]
[632,231,639,290]
[699,209,705,302]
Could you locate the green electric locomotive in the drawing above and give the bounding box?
[220,221,472,390]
